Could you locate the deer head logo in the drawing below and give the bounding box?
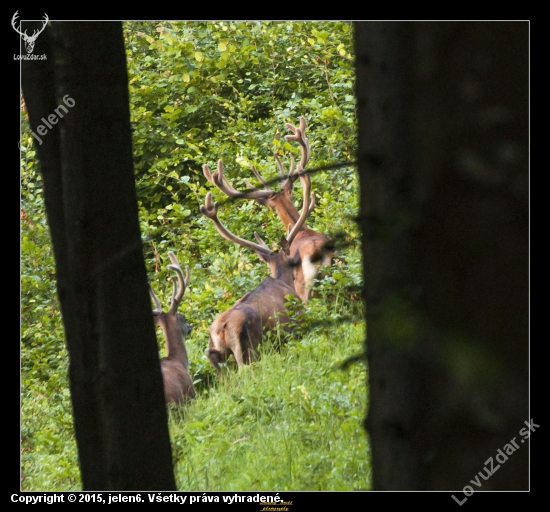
[12,11,48,54]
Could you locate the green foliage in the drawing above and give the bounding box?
[20,21,364,491]
[20,107,78,490]
[126,20,356,263]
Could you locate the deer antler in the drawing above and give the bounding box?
[284,116,310,182]
[149,285,163,314]
[285,167,311,245]
[203,117,310,201]
[166,251,190,315]
[200,192,274,257]
[31,13,49,39]
[11,11,24,37]
[150,252,190,316]
[203,160,273,200]
[247,116,309,190]
[308,192,316,215]
[202,164,311,252]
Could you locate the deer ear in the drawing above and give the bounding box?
[254,247,272,264]
[280,236,290,254]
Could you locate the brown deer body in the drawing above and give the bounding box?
[205,257,296,374]
[203,116,332,302]
[150,251,195,404]
[200,171,311,375]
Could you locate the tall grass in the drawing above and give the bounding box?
[21,285,370,491]
[172,316,370,491]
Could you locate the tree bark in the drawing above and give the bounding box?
[355,21,529,490]
[21,21,176,490]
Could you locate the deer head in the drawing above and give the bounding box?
[202,116,332,301]
[200,167,311,285]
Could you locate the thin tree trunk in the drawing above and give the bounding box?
[22,21,176,490]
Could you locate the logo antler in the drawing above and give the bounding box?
[12,11,49,54]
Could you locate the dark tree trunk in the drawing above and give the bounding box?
[355,21,529,490]
[21,21,176,490]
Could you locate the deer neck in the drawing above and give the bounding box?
[160,320,189,369]
[269,197,299,229]
[272,256,296,290]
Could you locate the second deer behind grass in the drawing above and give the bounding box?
[149,251,195,403]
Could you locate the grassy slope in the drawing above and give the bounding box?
[172,317,370,491]
[21,307,370,491]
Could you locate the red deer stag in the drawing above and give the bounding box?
[203,116,332,302]
[200,171,311,376]
[149,251,195,404]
